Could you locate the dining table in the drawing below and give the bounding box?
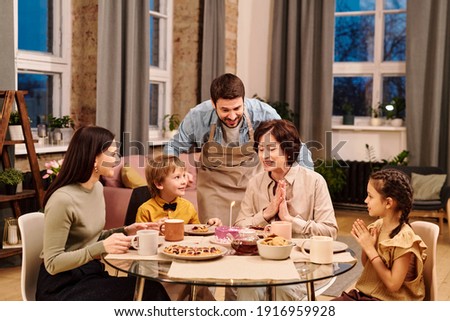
[102,226,357,301]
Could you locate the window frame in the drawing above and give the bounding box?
[149,0,173,139]
[14,0,72,121]
[332,0,406,117]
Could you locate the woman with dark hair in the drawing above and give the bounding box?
[36,126,170,301]
[333,169,426,301]
[235,119,337,300]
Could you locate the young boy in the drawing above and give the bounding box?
[136,154,221,301]
[136,154,221,226]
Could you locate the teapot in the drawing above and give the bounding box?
[228,228,259,255]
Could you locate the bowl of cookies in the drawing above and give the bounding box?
[257,235,294,260]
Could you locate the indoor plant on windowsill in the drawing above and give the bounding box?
[48,115,74,144]
[0,168,24,195]
[368,104,384,126]
[163,114,181,139]
[342,102,354,125]
[383,97,405,127]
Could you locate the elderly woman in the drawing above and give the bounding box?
[235,119,338,300]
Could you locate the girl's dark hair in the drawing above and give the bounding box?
[43,126,116,207]
[369,169,413,238]
[210,73,245,106]
[253,119,301,166]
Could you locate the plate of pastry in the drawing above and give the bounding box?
[160,243,228,260]
[185,224,215,236]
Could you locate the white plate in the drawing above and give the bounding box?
[299,240,348,253]
[159,243,228,261]
[185,225,215,236]
[209,235,231,245]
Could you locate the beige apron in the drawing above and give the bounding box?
[197,111,262,225]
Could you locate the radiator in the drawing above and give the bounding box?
[334,161,384,205]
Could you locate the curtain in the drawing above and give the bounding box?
[406,0,450,174]
[200,0,225,101]
[97,0,150,155]
[270,0,335,161]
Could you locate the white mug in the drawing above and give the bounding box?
[131,230,159,256]
[264,221,292,240]
[300,235,333,264]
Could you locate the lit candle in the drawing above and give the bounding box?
[229,201,235,226]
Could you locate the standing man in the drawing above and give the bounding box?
[164,73,312,225]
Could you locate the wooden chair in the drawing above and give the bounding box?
[17,212,45,301]
[411,221,439,300]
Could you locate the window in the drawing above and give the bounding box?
[148,0,173,138]
[333,0,407,117]
[16,0,71,127]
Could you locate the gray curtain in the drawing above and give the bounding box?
[201,0,225,101]
[97,0,150,155]
[270,0,335,161]
[406,0,450,174]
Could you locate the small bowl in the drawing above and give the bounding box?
[257,239,295,260]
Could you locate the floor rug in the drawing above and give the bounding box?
[321,235,363,297]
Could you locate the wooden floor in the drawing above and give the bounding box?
[1,208,449,301]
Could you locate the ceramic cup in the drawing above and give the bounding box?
[300,235,333,264]
[263,221,292,240]
[130,230,159,256]
[159,218,184,241]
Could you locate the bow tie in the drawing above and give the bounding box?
[163,203,177,211]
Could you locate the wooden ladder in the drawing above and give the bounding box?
[0,90,44,218]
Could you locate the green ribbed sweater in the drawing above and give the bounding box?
[41,182,125,275]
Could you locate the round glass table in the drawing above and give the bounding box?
[102,241,357,301]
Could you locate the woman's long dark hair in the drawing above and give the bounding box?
[43,126,115,207]
[369,169,413,238]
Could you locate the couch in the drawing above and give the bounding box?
[384,165,450,236]
[102,153,199,229]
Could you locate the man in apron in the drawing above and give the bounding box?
[164,73,312,225]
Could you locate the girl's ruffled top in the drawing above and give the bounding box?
[355,219,427,300]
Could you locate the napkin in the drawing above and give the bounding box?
[168,256,300,280]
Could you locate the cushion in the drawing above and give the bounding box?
[102,160,124,188]
[411,173,447,201]
[121,166,147,189]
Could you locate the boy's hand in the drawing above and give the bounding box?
[207,218,222,226]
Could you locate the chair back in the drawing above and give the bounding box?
[18,212,45,301]
[410,221,439,301]
[124,186,151,225]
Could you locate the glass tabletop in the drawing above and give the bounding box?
[102,238,357,288]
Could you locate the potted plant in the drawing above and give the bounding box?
[48,114,74,144]
[383,97,405,127]
[342,102,354,125]
[0,168,24,195]
[252,94,294,121]
[368,103,384,126]
[8,111,25,141]
[314,159,347,201]
[163,114,181,138]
